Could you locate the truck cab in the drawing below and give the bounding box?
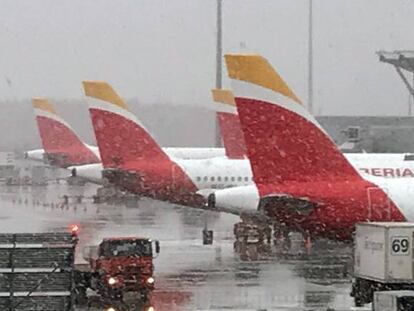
[81,237,160,301]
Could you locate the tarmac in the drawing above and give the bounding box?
[0,183,371,311]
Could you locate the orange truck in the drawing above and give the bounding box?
[74,236,160,304]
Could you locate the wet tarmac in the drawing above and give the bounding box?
[0,183,370,311]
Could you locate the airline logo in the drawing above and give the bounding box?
[31,98,99,166]
[32,98,72,130]
[83,81,200,202]
[32,97,57,115]
[225,54,302,103]
[224,54,355,185]
[83,81,170,167]
[360,168,414,178]
[212,89,237,113]
[211,88,246,159]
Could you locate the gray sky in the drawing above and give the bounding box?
[0,0,413,115]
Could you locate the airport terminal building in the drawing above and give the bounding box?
[318,116,414,153]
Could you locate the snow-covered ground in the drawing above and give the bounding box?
[0,183,369,311]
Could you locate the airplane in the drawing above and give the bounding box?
[81,78,414,234]
[205,53,414,240]
[27,98,230,170]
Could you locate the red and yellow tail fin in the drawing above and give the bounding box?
[224,54,359,185]
[211,89,246,159]
[31,98,99,167]
[212,89,236,108]
[83,81,169,167]
[32,97,57,115]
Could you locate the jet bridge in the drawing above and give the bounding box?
[378,50,414,115]
[0,232,77,311]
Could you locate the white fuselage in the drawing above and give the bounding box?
[72,152,414,187]
[25,144,100,162]
[26,146,226,163]
[179,153,414,190]
[205,172,414,219]
[364,173,414,221]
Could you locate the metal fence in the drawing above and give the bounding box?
[0,232,77,311]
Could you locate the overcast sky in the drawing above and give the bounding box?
[0,0,413,115]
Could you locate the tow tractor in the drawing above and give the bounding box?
[75,234,160,304]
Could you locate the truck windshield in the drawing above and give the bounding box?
[100,240,152,257]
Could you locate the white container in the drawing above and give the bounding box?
[355,222,414,283]
[373,290,414,311]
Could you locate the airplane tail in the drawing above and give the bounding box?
[211,89,246,159]
[82,81,170,168]
[32,98,100,166]
[224,54,360,185]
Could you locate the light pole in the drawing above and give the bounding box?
[308,0,314,113]
[215,0,223,147]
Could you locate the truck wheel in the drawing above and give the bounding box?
[74,286,88,305]
[354,296,364,307]
[98,288,123,301]
[351,279,365,307]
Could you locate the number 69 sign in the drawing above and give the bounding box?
[391,236,410,255]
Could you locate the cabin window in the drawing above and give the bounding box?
[203,176,208,181]
[211,176,215,182]
[231,177,235,182]
[244,177,249,182]
[238,177,242,182]
[224,176,228,182]
[217,176,222,182]
[197,177,201,182]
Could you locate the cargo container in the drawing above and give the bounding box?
[351,222,414,306]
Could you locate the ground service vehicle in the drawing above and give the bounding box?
[351,222,414,306]
[75,236,160,303]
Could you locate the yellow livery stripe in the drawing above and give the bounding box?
[82,81,129,110]
[211,89,236,107]
[32,98,56,114]
[224,54,302,104]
